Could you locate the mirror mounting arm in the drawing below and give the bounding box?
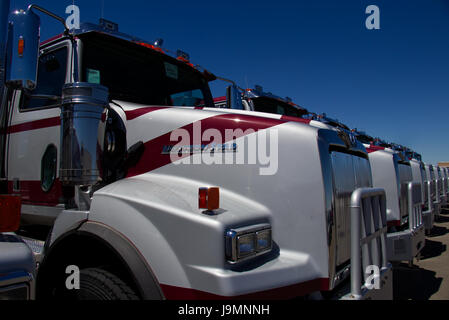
[28,4,79,82]
[28,4,70,35]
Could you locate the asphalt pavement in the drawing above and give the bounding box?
[393,207,449,300]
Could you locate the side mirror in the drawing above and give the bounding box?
[225,84,243,110]
[5,9,40,90]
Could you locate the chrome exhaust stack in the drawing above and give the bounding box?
[60,83,109,209]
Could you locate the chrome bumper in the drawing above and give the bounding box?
[340,265,393,300]
[386,224,425,262]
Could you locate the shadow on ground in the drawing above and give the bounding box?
[428,225,449,238]
[419,239,447,260]
[435,215,449,224]
[393,263,443,300]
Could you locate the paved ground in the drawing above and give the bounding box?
[394,207,449,300]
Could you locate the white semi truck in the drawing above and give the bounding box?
[344,135,425,264]
[215,88,424,264]
[439,166,448,209]
[436,166,447,208]
[0,3,392,299]
[407,151,434,234]
[424,164,440,222]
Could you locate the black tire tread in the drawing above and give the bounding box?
[79,267,139,300]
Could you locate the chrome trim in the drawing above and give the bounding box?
[0,271,33,288]
[349,188,389,299]
[317,129,372,290]
[225,223,272,264]
[0,270,34,300]
[59,82,109,186]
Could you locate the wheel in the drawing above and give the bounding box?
[76,268,139,300]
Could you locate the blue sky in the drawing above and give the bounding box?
[9,0,449,164]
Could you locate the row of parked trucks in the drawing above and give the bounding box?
[0,1,447,300]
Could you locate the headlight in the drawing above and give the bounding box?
[225,224,272,263]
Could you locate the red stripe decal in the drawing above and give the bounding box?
[160,278,329,300]
[124,106,170,121]
[40,34,64,46]
[7,180,62,207]
[280,115,311,124]
[366,145,385,153]
[213,96,226,103]
[7,117,60,134]
[126,114,287,178]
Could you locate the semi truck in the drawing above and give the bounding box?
[436,166,447,208]
[408,152,434,233]
[214,87,424,264]
[424,164,441,222]
[349,134,425,263]
[0,3,392,299]
[441,167,449,206]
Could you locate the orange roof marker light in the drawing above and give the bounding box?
[136,41,165,53]
[199,187,220,211]
[18,36,25,57]
[0,195,21,232]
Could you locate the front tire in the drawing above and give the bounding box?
[77,268,139,300]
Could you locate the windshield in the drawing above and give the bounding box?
[79,32,213,107]
[356,134,372,144]
[251,97,307,118]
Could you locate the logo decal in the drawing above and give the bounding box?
[162,143,238,155]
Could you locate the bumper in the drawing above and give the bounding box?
[162,249,327,299]
[422,209,434,232]
[340,265,393,300]
[0,271,34,300]
[386,225,425,262]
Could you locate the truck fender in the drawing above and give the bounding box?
[38,220,163,300]
[77,221,163,299]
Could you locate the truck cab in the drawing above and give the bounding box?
[406,151,434,233]
[436,166,447,208]
[213,85,393,298]
[352,132,425,263]
[424,164,440,221]
[214,85,309,119]
[442,167,449,201]
[0,4,393,300]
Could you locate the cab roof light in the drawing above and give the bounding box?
[136,41,165,53]
[153,38,164,48]
[199,187,220,211]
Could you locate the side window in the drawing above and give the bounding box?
[22,47,68,110]
[41,144,57,193]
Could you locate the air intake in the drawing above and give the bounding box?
[59,82,109,186]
